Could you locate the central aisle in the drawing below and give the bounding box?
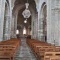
[15,38,37,60]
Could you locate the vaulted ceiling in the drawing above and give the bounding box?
[13,0,37,29]
[15,0,36,7]
[14,0,37,12]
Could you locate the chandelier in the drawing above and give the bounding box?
[22,2,31,18]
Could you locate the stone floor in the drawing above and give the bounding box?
[15,38,37,60]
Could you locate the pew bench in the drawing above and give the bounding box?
[44,52,60,60]
[27,39,60,60]
[0,38,21,60]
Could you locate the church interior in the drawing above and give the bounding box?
[0,0,60,60]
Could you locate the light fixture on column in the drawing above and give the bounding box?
[22,0,31,18]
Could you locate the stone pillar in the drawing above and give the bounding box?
[35,13,38,39]
[3,3,11,40]
[11,15,15,38]
[38,12,44,41]
[8,0,15,39]
[3,0,12,40]
[31,13,34,39]
[4,15,10,40]
[0,0,6,41]
[13,13,18,38]
[31,12,38,39]
[34,17,36,39]
[58,11,60,46]
[47,0,52,43]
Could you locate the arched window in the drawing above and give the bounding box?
[23,27,26,35]
[16,30,19,34]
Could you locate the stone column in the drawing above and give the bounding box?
[13,13,18,38]
[8,0,15,39]
[35,13,38,39]
[58,11,60,46]
[4,15,10,40]
[34,17,36,39]
[31,12,37,39]
[38,13,44,41]
[3,3,11,40]
[31,13,34,39]
[47,0,52,43]
[0,0,6,41]
[11,15,15,38]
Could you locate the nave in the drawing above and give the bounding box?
[1,0,60,60]
[15,38,37,60]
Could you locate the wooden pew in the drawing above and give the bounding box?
[0,38,21,60]
[27,39,60,60]
[37,46,55,60]
[50,56,60,60]
[0,48,16,60]
[36,46,60,60]
[44,52,60,60]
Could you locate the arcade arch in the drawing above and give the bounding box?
[39,2,47,42]
[3,0,10,40]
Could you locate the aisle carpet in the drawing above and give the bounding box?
[15,38,37,60]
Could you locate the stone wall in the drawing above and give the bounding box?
[47,0,60,46]
[37,0,60,46]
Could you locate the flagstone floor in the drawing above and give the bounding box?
[15,38,37,60]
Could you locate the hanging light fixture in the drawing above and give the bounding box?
[22,0,31,18]
[24,19,27,23]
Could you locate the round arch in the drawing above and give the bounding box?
[3,0,10,40]
[39,2,47,42]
